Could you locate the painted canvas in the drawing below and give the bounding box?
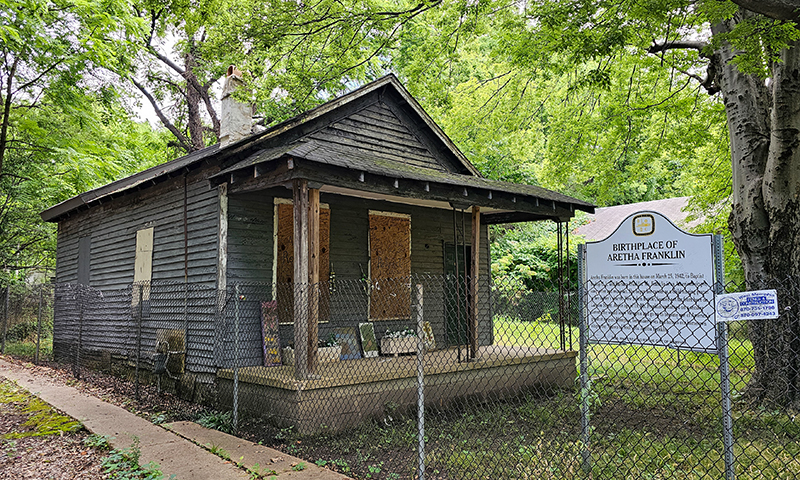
[335,327,362,360]
[261,301,281,366]
[359,322,379,358]
[422,321,436,350]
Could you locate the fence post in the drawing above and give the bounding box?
[578,244,592,473]
[75,286,84,380]
[135,285,143,401]
[714,234,735,480]
[414,283,425,480]
[35,285,44,365]
[1,285,8,354]
[233,284,240,432]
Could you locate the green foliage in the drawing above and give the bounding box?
[101,438,165,480]
[0,0,171,281]
[196,410,234,434]
[84,434,112,450]
[490,220,584,292]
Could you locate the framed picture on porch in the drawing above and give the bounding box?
[359,322,379,358]
[334,327,362,360]
[260,300,281,366]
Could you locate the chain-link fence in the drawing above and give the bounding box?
[0,282,54,364]
[6,275,800,479]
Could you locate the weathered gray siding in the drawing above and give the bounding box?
[307,102,454,173]
[222,190,491,367]
[53,171,220,373]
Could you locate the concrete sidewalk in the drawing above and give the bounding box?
[0,359,350,480]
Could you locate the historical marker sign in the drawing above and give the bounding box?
[584,211,717,351]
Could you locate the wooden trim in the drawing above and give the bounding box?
[367,210,411,219]
[307,188,320,372]
[470,206,480,359]
[216,185,228,293]
[293,179,309,379]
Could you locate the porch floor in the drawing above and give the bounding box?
[217,345,575,390]
[216,345,577,433]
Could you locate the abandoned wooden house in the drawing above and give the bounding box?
[41,71,594,431]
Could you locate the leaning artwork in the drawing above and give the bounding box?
[261,300,281,366]
[359,322,379,358]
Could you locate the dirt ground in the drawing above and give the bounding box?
[0,377,108,480]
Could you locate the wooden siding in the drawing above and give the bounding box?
[53,172,220,374]
[222,190,491,367]
[306,102,453,173]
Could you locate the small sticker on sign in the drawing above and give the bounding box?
[716,290,779,322]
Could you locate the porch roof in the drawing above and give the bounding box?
[210,138,594,223]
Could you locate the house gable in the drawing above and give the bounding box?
[306,101,464,174]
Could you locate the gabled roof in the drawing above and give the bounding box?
[574,197,700,241]
[41,74,594,223]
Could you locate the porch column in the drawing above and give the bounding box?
[470,205,480,359]
[293,179,309,379]
[307,188,320,372]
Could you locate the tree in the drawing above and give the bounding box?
[0,0,169,282]
[119,0,441,152]
[478,0,800,406]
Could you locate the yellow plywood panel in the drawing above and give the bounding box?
[369,214,411,320]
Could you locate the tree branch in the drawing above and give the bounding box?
[648,41,709,55]
[132,78,192,153]
[730,0,800,23]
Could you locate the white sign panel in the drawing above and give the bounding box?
[584,211,716,351]
[716,290,779,322]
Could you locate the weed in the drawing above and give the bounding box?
[315,458,328,467]
[196,410,234,434]
[331,458,351,473]
[101,438,163,479]
[292,462,306,471]
[84,434,112,450]
[206,443,230,460]
[274,425,294,441]
[150,413,167,425]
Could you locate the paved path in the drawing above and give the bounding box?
[0,359,350,480]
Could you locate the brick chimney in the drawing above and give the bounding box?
[219,65,252,147]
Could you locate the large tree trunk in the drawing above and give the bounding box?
[716,10,800,406]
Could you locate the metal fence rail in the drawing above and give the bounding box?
[3,275,800,479]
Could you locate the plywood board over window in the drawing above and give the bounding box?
[133,227,154,304]
[369,212,411,320]
[274,202,330,324]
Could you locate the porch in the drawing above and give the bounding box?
[217,345,577,434]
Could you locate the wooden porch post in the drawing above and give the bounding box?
[293,179,309,379]
[470,205,480,359]
[307,188,320,372]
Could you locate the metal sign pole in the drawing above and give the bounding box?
[714,234,735,480]
[578,244,591,473]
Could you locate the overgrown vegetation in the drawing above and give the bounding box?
[100,437,167,480]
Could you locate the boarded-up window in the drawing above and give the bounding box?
[369,212,411,320]
[133,227,154,303]
[275,202,330,324]
[77,236,91,285]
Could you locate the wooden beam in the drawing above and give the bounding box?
[470,205,480,359]
[293,179,309,379]
[307,188,320,372]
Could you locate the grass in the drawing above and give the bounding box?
[249,317,795,479]
[4,315,795,479]
[2,335,52,360]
